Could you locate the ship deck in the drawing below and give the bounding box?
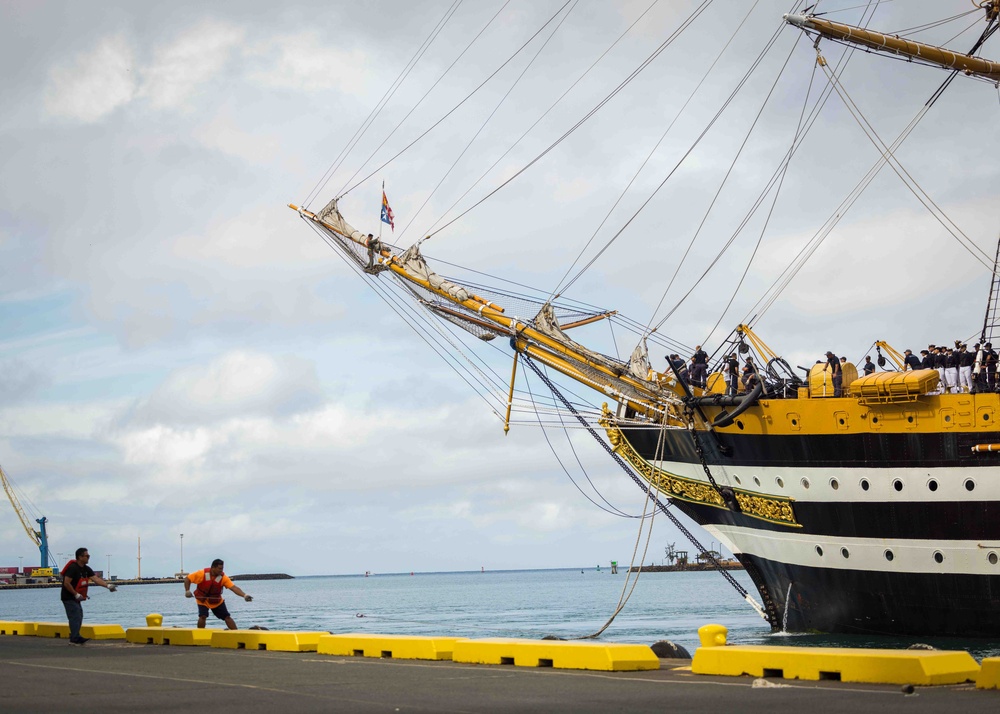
[1,635,996,713]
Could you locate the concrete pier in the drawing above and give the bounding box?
[1,635,997,713]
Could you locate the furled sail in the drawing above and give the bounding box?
[784,13,1000,81]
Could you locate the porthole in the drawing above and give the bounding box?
[984,413,991,422]
[830,478,839,491]
[927,479,938,492]
[965,479,976,492]
[733,475,742,485]
[893,479,904,492]
[933,551,944,564]
[776,477,784,488]
[884,550,894,562]
[791,419,798,426]
[872,416,878,424]
[801,477,810,490]
[737,420,745,430]
[989,552,998,565]
[907,416,914,423]
[841,547,850,559]
[944,415,951,422]
[860,479,870,491]
[838,418,845,425]
[815,546,824,557]
[753,476,760,487]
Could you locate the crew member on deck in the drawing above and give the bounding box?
[958,343,973,393]
[824,351,842,397]
[690,345,708,389]
[903,349,921,371]
[986,343,998,391]
[725,353,739,395]
[863,355,876,375]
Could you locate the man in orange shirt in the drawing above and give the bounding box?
[184,558,252,629]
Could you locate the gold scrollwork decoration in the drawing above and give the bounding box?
[599,405,799,527]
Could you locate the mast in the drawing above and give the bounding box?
[784,10,1000,81]
[981,234,1000,344]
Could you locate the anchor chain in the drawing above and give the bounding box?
[521,354,775,626]
[684,409,741,513]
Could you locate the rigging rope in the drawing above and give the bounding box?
[304,0,462,209]
[520,354,772,624]
[421,0,717,241]
[645,19,802,335]
[548,0,762,303]
[698,0,882,344]
[744,13,999,325]
[555,3,795,305]
[339,0,576,199]
[332,1,512,201]
[397,0,579,242]
[419,0,663,241]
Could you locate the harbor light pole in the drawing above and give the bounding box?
[106,554,111,579]
[180,533,184,575]
[18,555,22,572]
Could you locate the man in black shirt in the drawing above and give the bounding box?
[824,351,842,397]
[726,353,739,395]
[986,343,998,391]
[61,547,116,645]
[903,349,921,371]
[690,345,708,389]
[863,355,876,375]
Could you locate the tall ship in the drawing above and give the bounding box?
[292,2,1000,636]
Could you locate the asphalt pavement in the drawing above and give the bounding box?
[0,635,997,713]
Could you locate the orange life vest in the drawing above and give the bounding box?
[195,568,226,607]
[62,560,89,598]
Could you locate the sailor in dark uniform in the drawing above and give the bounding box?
[986,343,998,391]
[726,353,739,395]
[920,349,932,370]
[690,345,708,389]
[825,351,842,397]
[958,343,973,393]
[903,349,921,371]
[933,346,947,394]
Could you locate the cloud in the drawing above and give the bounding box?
[138,20,246,110]
[43,35,137,122]
[129,351,324,426]
[247,32,371,95]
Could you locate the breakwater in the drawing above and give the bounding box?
[0,573,293,590]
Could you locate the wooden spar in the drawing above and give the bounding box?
[561,311,618,330]
[289,203,681,415]
[503,352,519,435]
[784,13,1000,81]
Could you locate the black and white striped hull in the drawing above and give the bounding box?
[622,426,1000,636]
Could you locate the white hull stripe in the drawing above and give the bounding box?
[704,523,1000,576]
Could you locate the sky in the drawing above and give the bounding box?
[1,0,998,583]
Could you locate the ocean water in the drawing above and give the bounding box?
[3,568,999,660]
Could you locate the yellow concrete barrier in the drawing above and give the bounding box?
[317,633,462,661]
[211,630,328,652]
[33,622,71,639]
[978,658,1000,689]
[691,624,979,686]
[0,621,36,636]
[159,628,214,646]
[452,638,660,672]
[126,627,167,645]
[80,624,125,640]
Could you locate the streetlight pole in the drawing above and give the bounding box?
[18,556,22,573]
[106,554,111,580]
[180,533,184,576]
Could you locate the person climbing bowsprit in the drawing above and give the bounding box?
[365,233,383,271]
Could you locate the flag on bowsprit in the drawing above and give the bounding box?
[380,189,394,231]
